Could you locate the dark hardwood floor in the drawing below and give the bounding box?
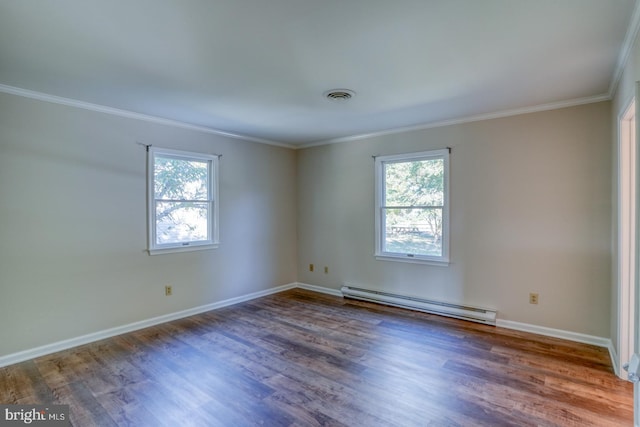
[0,289,633,426]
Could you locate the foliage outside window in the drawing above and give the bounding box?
[375,149,449,264]
[147,147,219,255]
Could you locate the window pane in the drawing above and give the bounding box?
[384,158,444,207]
[154,156,208,200]
[155,202,209,244]
[383,208,442,256]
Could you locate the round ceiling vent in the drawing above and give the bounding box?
[324,89,356,101]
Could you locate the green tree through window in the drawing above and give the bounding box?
[148,147,219,254]
[154,156,209,244]
[375,149,449,263]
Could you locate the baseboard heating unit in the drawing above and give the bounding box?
[340,286,497,326]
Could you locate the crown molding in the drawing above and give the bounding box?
[608,0,640,98]
[299,93,611,149]
[0,83,612,151]
[0,84,295,149]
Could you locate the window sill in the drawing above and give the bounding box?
[148,243,219,256]
[375,254,449,267]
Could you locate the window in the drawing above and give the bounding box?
[147,147,219,255]
[375,149,450,265]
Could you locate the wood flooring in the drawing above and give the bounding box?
[0,289,634,426]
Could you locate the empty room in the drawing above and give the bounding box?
[2,1,640,426]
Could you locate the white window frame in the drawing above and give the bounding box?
[147,147,219,255]
[375,149,450,265]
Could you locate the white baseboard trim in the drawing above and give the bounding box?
[497,320,620,374]
[297,284,619,355]
[297,284,618,372]
[295,282,343,297]
[0,283,619,373]
[496,319,612,348]
[0,283,298,368]
[608,342,621,378]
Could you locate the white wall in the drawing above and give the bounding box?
[0,75,621,358]
[611,29,640,356]
[298,102,612,337]
[0,92,297,357]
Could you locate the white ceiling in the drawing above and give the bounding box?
[0,0,638,147]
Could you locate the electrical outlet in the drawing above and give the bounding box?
[529,293,539,304]
[165,285,173,296]
[324,266,329,274]
[309,263,314,272]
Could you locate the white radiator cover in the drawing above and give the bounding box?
[341,286,497,326]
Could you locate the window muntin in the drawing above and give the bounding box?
[148,147,219,254]
[375,149,449,264]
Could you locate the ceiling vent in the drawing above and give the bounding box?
[324,89,355,101]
